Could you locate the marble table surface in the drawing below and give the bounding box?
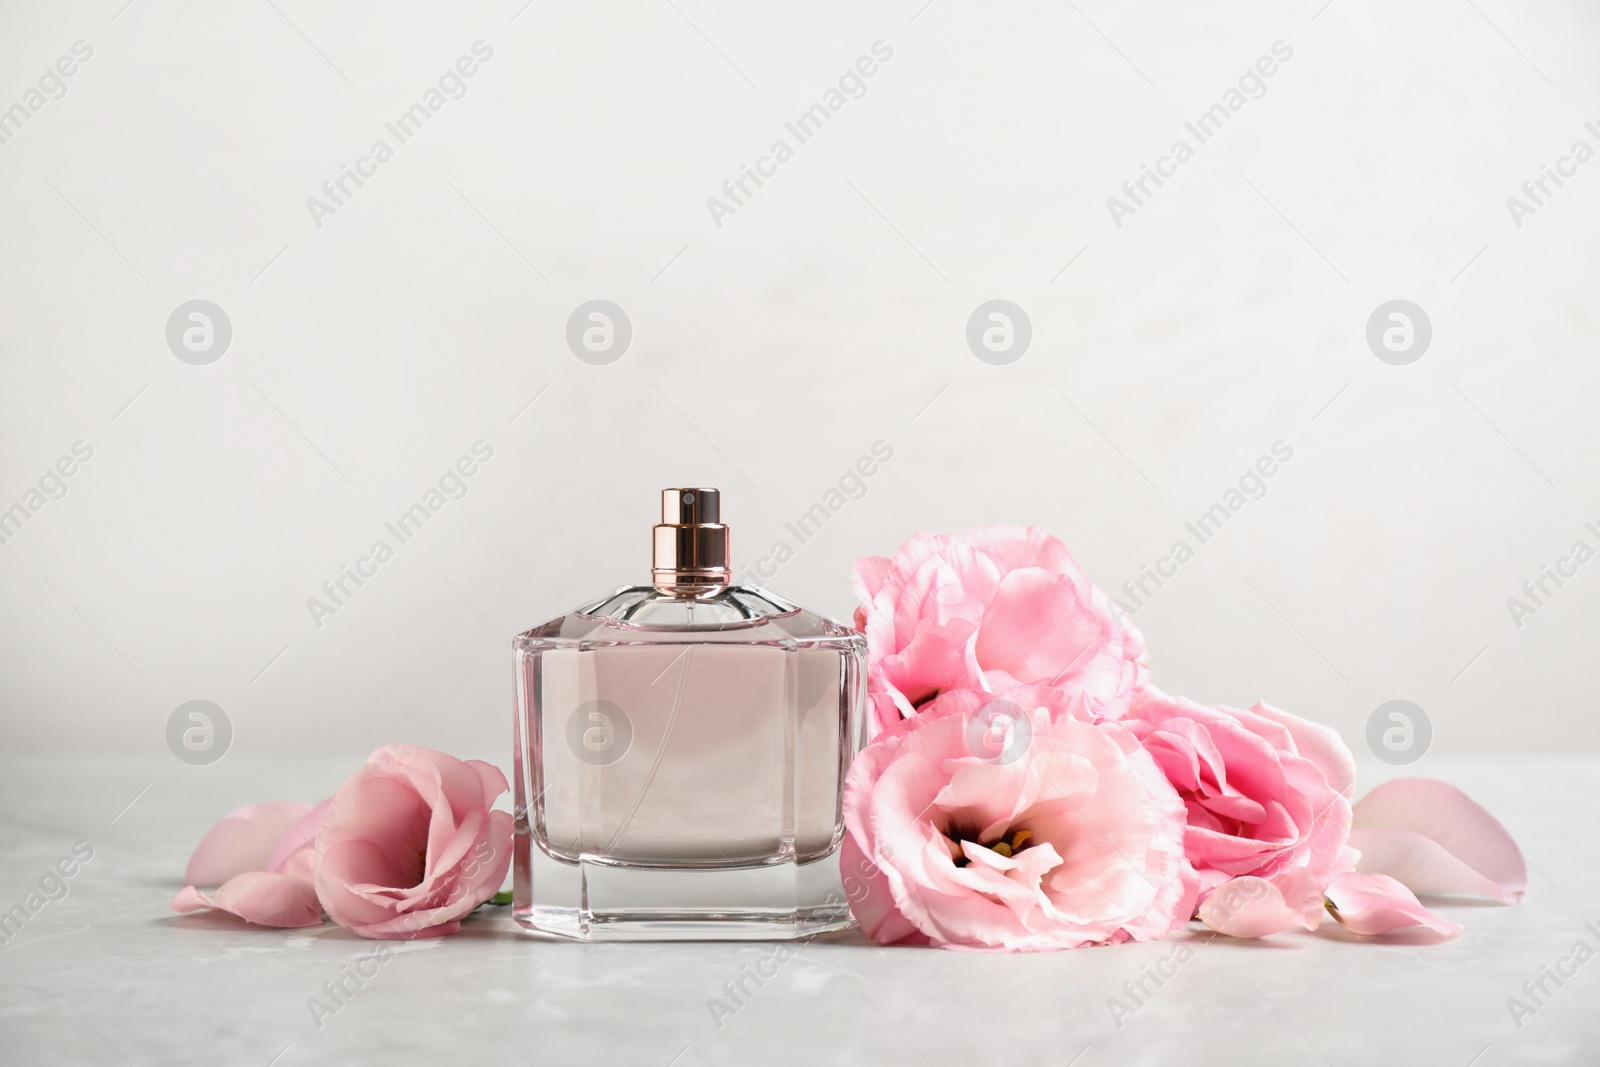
[1,754,1595,1066]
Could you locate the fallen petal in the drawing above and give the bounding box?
[1325,872,1462,937]
[1352,779,1525,903]
[171,871,323,928]
[183,801,312,887]
[1350,827,1516,904]
[1198,874,1321,938]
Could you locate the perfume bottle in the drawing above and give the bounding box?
[512,488,867,940]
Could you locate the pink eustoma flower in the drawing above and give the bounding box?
[1122,687,1358,936]
[841,685,1191,951]
[313,744,512,940]
[851,527,1148,734]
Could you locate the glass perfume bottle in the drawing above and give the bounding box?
[512,488,867,940]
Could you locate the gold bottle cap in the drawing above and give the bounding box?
[652,488,730,594]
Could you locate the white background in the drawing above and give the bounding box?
[2,0,1598,769]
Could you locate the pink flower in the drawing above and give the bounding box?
[172,745,513,938]
[851,527,1147,734]
[313,745,512,939]
[841,685,1191,951]
[171,800,329,928]
[1121,688,1358,935]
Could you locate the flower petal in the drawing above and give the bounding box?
[974,569,1111,685]
[1352,779,1525,903]
[183,801,312,887]
[851,555,894,604]
[840,832,920,945]
[1248,701,1357,799]
[1325,872,1462,936]
[879,625,971,719]
[1350,827,1513,904]
[264,799,331,881]
[1198,873,1321,938]
[171,871,323,928]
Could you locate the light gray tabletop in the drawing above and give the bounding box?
[1,755,1594,1066]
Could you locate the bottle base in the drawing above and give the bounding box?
[514,841,855,942]
[512,905,853,942]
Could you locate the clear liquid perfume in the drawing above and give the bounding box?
[512,488,868,940]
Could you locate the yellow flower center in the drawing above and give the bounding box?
[949,827,1033,867]
[988,829,1032,858]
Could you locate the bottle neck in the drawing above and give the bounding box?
[651,523,730,595]
[651,488,730,595]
